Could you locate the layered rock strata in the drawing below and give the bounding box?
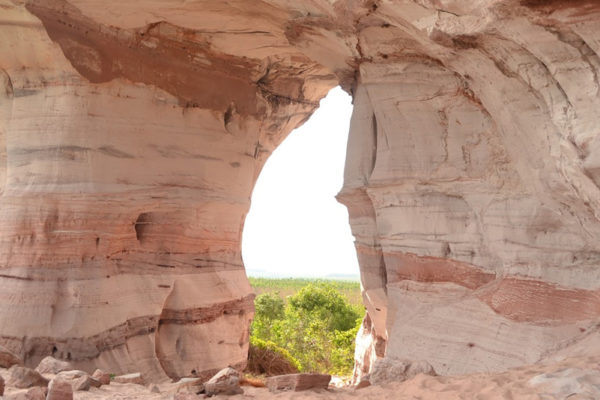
[1,0,600,382]
[338,0,600,380]
[0,0,335,381]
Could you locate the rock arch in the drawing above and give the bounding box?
[0,0,599,381]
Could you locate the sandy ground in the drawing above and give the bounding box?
[3,355,600,399]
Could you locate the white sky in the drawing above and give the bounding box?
[242,87,359,278]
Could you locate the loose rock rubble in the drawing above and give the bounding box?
[204,367,242,396]
[46,378,73,400]
[35,357,73,375]
[113,373,144,385]
[0,346,22,369]
[91,370,110,386]
[368,358,436,385]
[6,366,49,389]
[266,374,331,392]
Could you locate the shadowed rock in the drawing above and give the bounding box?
[0,346,22,369]
[6,366,49,389]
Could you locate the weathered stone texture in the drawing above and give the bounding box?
[0,0,599,383]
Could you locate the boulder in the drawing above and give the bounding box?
[175,377,203,394]
[6,366,49,388]
[46,378,73,400]
[0,345,22,368]
[113,372,144,385]
[203,367,242,396]
[35,357,73,375]
[91,369,110,385]
[3,387,46,400]
[369,358,436,385]
[54,370,101,391]
[266,373,331,392]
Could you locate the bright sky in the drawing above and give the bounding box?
[242,87,359,278]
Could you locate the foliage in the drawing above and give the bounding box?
[249,281,364,376]
[252,292,285,340]
[249,277,362,307]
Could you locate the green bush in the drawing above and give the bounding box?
[250,282,364,376]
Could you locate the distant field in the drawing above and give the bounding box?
[248,277,363,307]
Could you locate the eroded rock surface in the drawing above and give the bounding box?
[0,0,599,383]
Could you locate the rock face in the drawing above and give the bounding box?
[0,0,599,383]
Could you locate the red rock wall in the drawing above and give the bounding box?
[1,0,600,382]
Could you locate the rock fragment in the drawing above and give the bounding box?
[0,374,4,396]
[35,357,73,375]
[91,369,110,385]
[173,393,200,400]
[113,372,144,385]
[55,370,100,391]
[4,387,46,400]
[204,367,242,396]
[46,378,73,400]
[6,366,49,388]
[266,373,331,392]
[175,377,203,394]
[0,345,22,368]
[369,358,436,385]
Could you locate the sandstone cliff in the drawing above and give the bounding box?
[1,0,599,382]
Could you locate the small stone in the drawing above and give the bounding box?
[6,366,49,388]
[91,369,110,385]
[35,357,73,375]
[266,373,331,392]
[46,378,73,400]
[354,379,370,389]
[0,345,22,368]
[0,374,5,396]
[113,372,144,385]
[204,367,242,396]
[4,387,46,400]
[175,377,203,394]
[369,358,436,385]
[173,393,200,400]
[150,384,160,393]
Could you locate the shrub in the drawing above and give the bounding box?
[249,282,364,376]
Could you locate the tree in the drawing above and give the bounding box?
[250,283,363,375]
